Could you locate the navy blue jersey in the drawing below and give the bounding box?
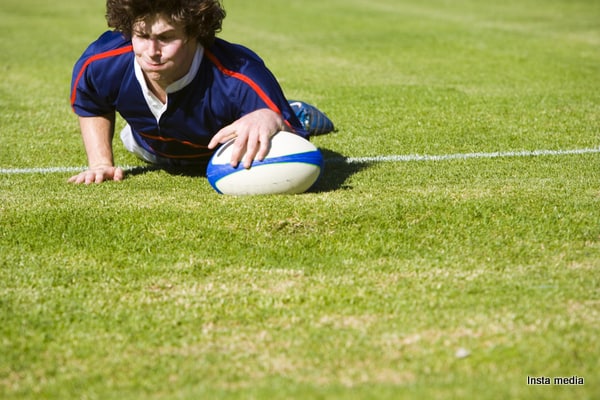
[71,31,307,161]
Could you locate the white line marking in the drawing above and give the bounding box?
[0,166,86,175]
[0,165,140,175]
[1,147,598,175]
[336,147,600,164]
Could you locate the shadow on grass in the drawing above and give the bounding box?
[124,148,370,193]
[310,148,370,193]
[125,163,207,178]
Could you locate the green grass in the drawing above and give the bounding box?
[1,0,599,399]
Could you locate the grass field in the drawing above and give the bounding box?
[1,0,599,399]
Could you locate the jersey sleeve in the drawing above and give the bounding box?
[70,31,133,117]
[71,61,115,116]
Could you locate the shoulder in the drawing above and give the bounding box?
[80,31,132,56]
[204,38,266,71]
[75,31,133,70]
[71,31,134,113]
[73,31,134,90]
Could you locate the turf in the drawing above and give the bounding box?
[1,0,599,399]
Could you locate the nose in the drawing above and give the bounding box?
[148,39,161,58]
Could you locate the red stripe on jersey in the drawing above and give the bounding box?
[152,149,215,159]
[138,131,209,149]
[70,45,133,110]
[204,50,284,116]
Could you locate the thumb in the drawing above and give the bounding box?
[113,167,125,181]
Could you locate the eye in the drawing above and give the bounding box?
[133,30,150,39]
[158,34,178,43]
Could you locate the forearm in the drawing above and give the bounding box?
[69,113,123,184]
[79,114,116,168]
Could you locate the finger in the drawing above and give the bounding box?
[87,171,101,185]
[79,173,91,185]
[255,133,273,162]
[208,126,236,149]
[69,170,90,184]
[243,134,260,169]
[94,172,105,184]
[77,173,89,184]
[229,134,249,168]
[75,172,89,185]
[77,170,95,185]
[113,167,125,181]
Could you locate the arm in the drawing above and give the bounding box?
[203,48,301,169]
[68,113,124,184]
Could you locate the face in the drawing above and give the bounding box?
[131,14,197,89]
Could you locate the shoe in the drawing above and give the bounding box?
[289,100,335,136]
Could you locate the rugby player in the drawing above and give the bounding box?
[69,0,333,184]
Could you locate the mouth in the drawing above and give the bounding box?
[142,59,167,71]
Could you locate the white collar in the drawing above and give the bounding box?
[165,44,204,93]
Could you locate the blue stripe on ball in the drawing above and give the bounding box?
[207,150,323,193]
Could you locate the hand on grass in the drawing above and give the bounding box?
[208,108,288,169]
[68,165,124,184]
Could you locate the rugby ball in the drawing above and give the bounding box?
[206,131,324,195]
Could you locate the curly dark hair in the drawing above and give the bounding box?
[105,0,226,46]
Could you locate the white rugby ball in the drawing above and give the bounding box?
[206,131,324,195]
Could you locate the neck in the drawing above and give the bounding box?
[146,78,168,104]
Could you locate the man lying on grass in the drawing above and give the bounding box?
[69,0,333,184]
